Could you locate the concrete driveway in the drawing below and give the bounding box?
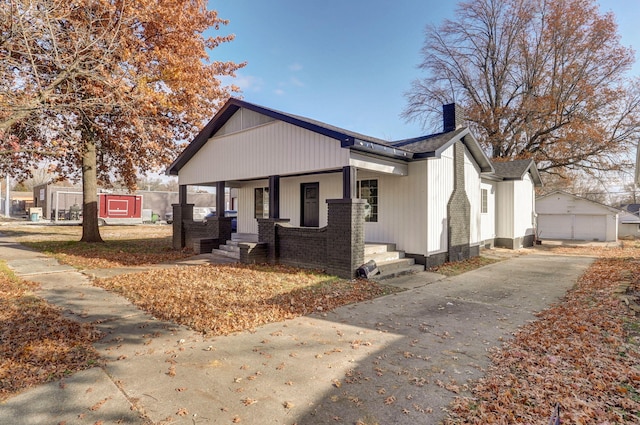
[0,238,594,425]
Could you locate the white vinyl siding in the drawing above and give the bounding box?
[426,147,454,255]
[495,180,515,240]
[237,180,268,234]
[513,175,535,239]
[360,161,428,256]
[179,119,350,185]
[235,174,342,234]
[464,149,482,246]
[278,174,342,227]
[216,108,275,136]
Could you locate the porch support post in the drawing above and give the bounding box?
[326,198,366,278]
[342,166,357,199]
[268,175,280,219]
[178,184,187,204]
[172,184,193,249]
[216,181,226,217]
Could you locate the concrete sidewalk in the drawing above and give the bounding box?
[0,237,594,424]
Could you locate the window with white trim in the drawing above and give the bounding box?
[358,179,378,222]
[481,188,488,214]
[254,187,269,218]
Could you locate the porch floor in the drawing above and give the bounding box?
[231,233,259,243]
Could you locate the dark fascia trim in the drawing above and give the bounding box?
[167,98,360,175]
[347,138,413,160]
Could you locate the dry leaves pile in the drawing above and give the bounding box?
[94,264,394,335]
[445,243,640,424]
[0,264,101,401]
[2,225,192,268]
[427,256,499,276]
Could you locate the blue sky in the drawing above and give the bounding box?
[209,0,640,141]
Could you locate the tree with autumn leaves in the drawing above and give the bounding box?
[0,0,244,242]
[405,0,640,182]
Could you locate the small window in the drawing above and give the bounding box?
[254,187,269,218]
[358,179,378,222]
[481,189,488,214]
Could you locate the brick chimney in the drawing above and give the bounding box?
[443,103,464,133]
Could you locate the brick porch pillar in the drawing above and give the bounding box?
[257,218,290,264]
[326,198,366,278]
[172,203,194,249]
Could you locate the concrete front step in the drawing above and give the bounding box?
[364,243,396,256]
[373,259,424,280]
[365,250,405,264]
[218,244,240,253]
[363,242,424,280]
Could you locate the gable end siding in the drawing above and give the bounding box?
[179,120,351,185]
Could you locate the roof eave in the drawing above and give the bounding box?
[348,138,413,160]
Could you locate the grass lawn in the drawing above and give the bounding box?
[2,222,638,423]
[0,262,101,401]
[0,223,396,398]
[0,224,193,268]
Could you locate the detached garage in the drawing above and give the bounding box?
[536,191,618,242]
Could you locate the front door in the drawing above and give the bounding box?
[301,182,319,227]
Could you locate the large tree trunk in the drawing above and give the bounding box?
[80,134,104,243]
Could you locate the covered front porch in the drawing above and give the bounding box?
[171,158,410,279]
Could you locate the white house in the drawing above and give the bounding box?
[536,191,618,242]
[167,98,541,277]
[481,160,542,249]
[619,210,640,239]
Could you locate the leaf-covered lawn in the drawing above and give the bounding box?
[1,224,192,268]
[0,263,101,401]
[445,243,640,424]
[93,264,396,335]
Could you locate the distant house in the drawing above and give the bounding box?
[619,209,640,239]
[536,191,619,242]
[32,183,222,222]
[167,98,542,278]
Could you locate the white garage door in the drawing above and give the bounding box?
[537,214,607,240]
[574,215,606,241]
[538,214,573,239]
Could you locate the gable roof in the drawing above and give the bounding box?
[166,98,494,175]
[620,209,640,223]
[492,159,543,187]
[537,190,620,214]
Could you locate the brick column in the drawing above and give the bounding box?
[257,218,290,264]
[172,203,194,249]
[216,217,233,245]
[447,142,471,262]
[326,199,366,279]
